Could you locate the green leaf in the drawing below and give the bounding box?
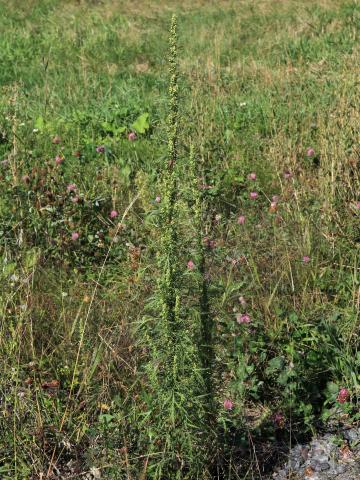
[24,248,40,270]
[131,112,149,134]
[99,414,114,424]
[3,262,16,276]
[101,121,115,132]
[265,356,285,375]
[277,370,290,385]
[115,126,126,135]
[121,165,131,180]
[35,116,45,131]
[326,382,339,394]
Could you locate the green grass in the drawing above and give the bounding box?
[0,0,359,478]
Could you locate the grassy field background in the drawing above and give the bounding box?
[0,0,359,478]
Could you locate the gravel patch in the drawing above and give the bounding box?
[272,428,360,480]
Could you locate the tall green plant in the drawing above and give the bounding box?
[189,145,215,402]
[138,15,214,479]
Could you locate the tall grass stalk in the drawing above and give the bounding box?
[138,16,214,479]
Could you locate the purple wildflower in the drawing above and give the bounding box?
[223,399,233,410]
[306,147,315,157]
[236,313,251,324]
[187,260,195,271]
[337,388,349,404]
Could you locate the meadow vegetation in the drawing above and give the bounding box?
[0,0,359,478]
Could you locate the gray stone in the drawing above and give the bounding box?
[312,459,330,471]
[343,429,359,443]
